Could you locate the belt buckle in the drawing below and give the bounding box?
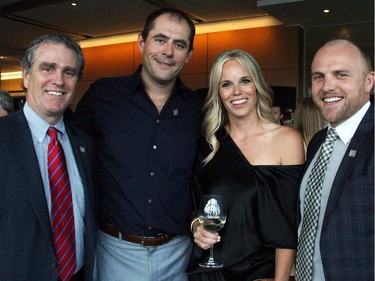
[141,236,157,248]
[141,233,168,248]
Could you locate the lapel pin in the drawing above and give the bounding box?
[80,146,86,153]
[173,109,179,116]
[348,150,356,157]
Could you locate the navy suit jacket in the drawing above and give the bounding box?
[304,104,374,280]
[0,110,97,281]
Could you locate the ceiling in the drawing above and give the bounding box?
[0,0,373,73]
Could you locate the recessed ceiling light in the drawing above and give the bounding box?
[71,2,77,6]
[323,9,330,13]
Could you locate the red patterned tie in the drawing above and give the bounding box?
[47,127,76,281]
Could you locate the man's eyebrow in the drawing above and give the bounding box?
[153,33,169,39]
[311,70,323,75]
[37,62,77,73]
[38,62,56,69]
[333,69,350,73]
[152,33,187,45]
[63,66,77,73]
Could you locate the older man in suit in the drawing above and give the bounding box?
[296,39,374,281]
[0,34,97,281]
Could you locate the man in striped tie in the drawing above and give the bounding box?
[0,34,97,281]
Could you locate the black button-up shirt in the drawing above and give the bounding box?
[73,67,205,235]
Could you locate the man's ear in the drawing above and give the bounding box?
[22,68,29,89]
[365,71,375,94]
[138,33,145,54]
[184,49,193,64]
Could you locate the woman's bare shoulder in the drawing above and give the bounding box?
[274,125,302,140]
[273,125,305,165]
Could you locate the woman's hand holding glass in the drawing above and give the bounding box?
[194,194,226,268]
[193,222,221,250]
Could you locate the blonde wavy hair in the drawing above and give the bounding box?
[203,49,274,164]
[294,97,326,146]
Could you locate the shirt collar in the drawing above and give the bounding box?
[329,101,370,144]
[23,102,66,143]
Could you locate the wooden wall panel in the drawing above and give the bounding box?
[207,25,300,76]
[262,68,299,89]
[2,25,302,110]
[82,42,135,81]
[74,42,137,104]
[1,79,22,92]
[78,25,300,92]
[181,34,208,75]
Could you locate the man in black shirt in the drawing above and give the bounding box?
[73,8,204,281]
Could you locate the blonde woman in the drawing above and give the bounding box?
[188,49,304,281]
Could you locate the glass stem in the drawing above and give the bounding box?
[208,245,215,264]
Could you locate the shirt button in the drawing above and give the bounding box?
[153,145,157,149]
[156,119,160,123]
[150,172,155,176]
[148,226,152,230]
[148,199,152,203]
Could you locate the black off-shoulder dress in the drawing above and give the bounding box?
[188,130,304,281]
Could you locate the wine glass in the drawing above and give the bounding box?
[198,194,226,268]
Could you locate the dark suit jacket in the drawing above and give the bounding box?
[0,110,97,281]
[304,104,374,280]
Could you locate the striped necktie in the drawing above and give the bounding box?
[296,128,339,280]
[47,127,76,281]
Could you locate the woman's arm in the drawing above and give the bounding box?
[274,248,295,281]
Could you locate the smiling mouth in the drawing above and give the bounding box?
[46,90,64,96]
[155,57,174,67]
[323,97,342,103]
[231,99,247,105]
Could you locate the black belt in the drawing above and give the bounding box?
[99,222,176,247]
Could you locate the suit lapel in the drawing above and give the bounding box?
[306,130,326,169]
[323,105,374,225]
[10,111,55,248]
